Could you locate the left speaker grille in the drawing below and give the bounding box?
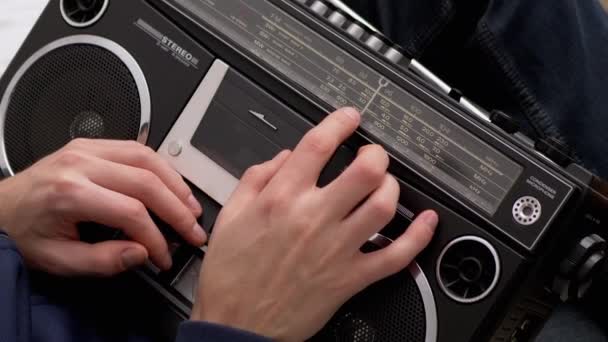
[4,44,141,173]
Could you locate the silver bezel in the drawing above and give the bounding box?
[60,0,110,28]
[436,235,501,304]
[411,261,438,342]
[0,34,151,176]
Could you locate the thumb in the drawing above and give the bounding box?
[43,239,149,277]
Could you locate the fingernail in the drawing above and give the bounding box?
[342,107,361,121]
[187,195,203,215]
[193,223,207,245]
[121,248,145,270]
[419,211,439,232]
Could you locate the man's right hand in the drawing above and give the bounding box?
[191,107,438,341]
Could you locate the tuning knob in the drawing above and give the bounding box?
[553,234,607,302]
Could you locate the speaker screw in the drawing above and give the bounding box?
[168,141,183,157]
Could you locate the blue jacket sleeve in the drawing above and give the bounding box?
[0,230,272,342]
[176,321,272,342]
[0,231,31,342]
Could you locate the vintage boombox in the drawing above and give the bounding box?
[1,0,608,341]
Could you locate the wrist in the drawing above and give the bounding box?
[191,305,258,337]
[0,178,16,234]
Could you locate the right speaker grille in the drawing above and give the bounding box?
[312,268,427,342]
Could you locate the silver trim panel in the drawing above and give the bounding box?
[158,59,238,206]
[0,34,151,176]
[436,236,501,304]
[409,59,452,94]
[460,97,492,123]
[60,0,110,28]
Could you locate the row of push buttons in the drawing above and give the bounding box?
[294,0,406,65]
[291,0,574,168]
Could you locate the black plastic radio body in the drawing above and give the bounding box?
[1,0,607,341]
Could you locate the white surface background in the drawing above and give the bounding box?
[0,0,47,76]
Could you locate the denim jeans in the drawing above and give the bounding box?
[345,0,608,340]
[346,0,608,179]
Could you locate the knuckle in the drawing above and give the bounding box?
[131,143,155,163]
[289,214,314,236]
[355,162,385,185]
[55,150,86,168]
[177,215,197,231]
[242,164,265,183]
[260,188,291,215]
[47,175,83,212]
[124,201,148,221]
[370,196,398,220]
[137,170,162,190]
[125,140,144,149]
[67,138,89,150]
[50,174,82,196]
[302,130,336,156]
[353,145,389,184]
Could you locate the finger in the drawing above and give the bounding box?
[221,150,291,222]
[357,210,437,285]
[321,145,389,218]
[82,156,206,247]
[62,181,172,270]
[37,239,148,277]
[65,139,202,216]
[269,108,360,189]
[340,175,400,246]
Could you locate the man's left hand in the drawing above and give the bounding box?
[0,139,205,277]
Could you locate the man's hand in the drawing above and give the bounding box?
[0,139,206,276]
[191,108,437,341]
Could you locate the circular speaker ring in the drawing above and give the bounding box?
[367,234,437,342]
[61,0,110,28]
[410,262,438,342]
[436,236,501,304]
[0,35,151,176]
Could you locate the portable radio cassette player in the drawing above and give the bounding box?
[1,0,607,341]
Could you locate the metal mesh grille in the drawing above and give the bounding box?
[312,268,427,342]
[3,44,141,173]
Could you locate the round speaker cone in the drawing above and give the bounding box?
[312,268,427,342]
[3,43,142,173]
